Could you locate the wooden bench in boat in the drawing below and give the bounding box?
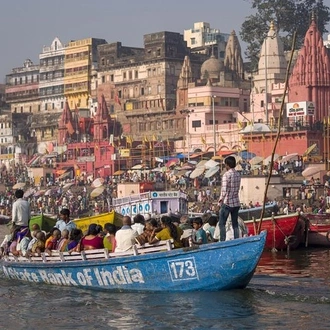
[4,239,174,263]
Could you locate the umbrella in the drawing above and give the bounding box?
[249,156,264,165]
[263,154,279,165]
[91,178,104,188]
[23,188,35,198]
[196,160,208,168]
[44,188,57,196]
[165,158,179,168]
[190,167,205,179]
[204,166,219,178]
[90,186,105,198]
[34,190,46,197]
[280,153,299,163]
[303,143,317,156]
[63,182,75,190]
[131,164,144,170]
[302,166,321,178]
[113,170,125,176]
[204,159,219,169]
[13,182,26,190]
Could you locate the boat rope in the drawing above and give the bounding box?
[272,218,296,248]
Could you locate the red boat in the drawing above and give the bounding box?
[245,213,303,251]
[301,213,330,247]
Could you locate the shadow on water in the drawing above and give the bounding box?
[1,248,330,329]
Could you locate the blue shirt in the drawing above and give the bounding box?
[195,228,208,244]
[55,219,77,233]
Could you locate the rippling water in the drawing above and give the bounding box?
[1,248,330,329]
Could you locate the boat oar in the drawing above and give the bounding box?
[257,31,297,234]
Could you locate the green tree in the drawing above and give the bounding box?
[240,0,330,70]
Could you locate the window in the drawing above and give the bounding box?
[141,87,144,96]
[29,106,32,113]
[45,103,48,110]
[157,84,161,94]
[261,100,264,107]
[52,103,55,109]
[102,76,105,83]
[157,48,161,56]
[192,120,202,129]
[191,38,196,45]
[20,106,23,113]
[118,90,122,98]
[135,70,138,79]
[129,71,132,80]
[61,102,64,108]
[123,72,127,80]
[147,86,151,95]
[110,74,114,82]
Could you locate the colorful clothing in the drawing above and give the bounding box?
[80,236,104,250]
[195,228,208,244]
[103,235,116,252]
[156,227,183,248]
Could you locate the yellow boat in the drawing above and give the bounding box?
[73,211,123,232]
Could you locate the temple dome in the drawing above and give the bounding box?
[201,55,224,79]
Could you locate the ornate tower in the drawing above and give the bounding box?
[176,56,193,111]
[224,30,244,79]
[93,94,113,142]
[288,14,330,122]
[58,101,74,144]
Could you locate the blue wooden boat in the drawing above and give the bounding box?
[1,231,266,292]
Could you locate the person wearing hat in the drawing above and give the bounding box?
[55,208,77,233]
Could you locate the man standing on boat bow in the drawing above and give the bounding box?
[218,156,241,241]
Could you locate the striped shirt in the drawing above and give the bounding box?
[219,168,241,207]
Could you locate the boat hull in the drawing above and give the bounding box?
[245,213,300,250]
[1,232,266,292]
[302,213,330,247]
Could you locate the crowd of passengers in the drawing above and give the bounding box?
[0,211,248,259]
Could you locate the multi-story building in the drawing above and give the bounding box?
[64,38,107,110]
[96,32,205,153]
[176,30,250,156]
[184,22,230,60]
[39,37,66,112]
[5,59,40,113]
[0,84,7,109]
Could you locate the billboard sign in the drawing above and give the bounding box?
[286,101,315,117]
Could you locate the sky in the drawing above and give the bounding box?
[0,0,329,82]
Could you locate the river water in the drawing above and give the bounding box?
[0,225,329,330]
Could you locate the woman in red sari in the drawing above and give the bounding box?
[77,223,104,251]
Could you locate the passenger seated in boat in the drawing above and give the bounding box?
[56,229,69,252]
[204,216,217,242]
[114,216,138,252]
[179,215,193,247]
[149,215,183,248]
[16,229,32,257]
[45,229,61,253]
[66,228,83,252]
[132,214,145,235]
[191,218,208,245]
[77,223,104,251]
[29,231,46,256]
[103,223,117,252]
[135,218,159,245]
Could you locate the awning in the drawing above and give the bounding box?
[216,150,236,157]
